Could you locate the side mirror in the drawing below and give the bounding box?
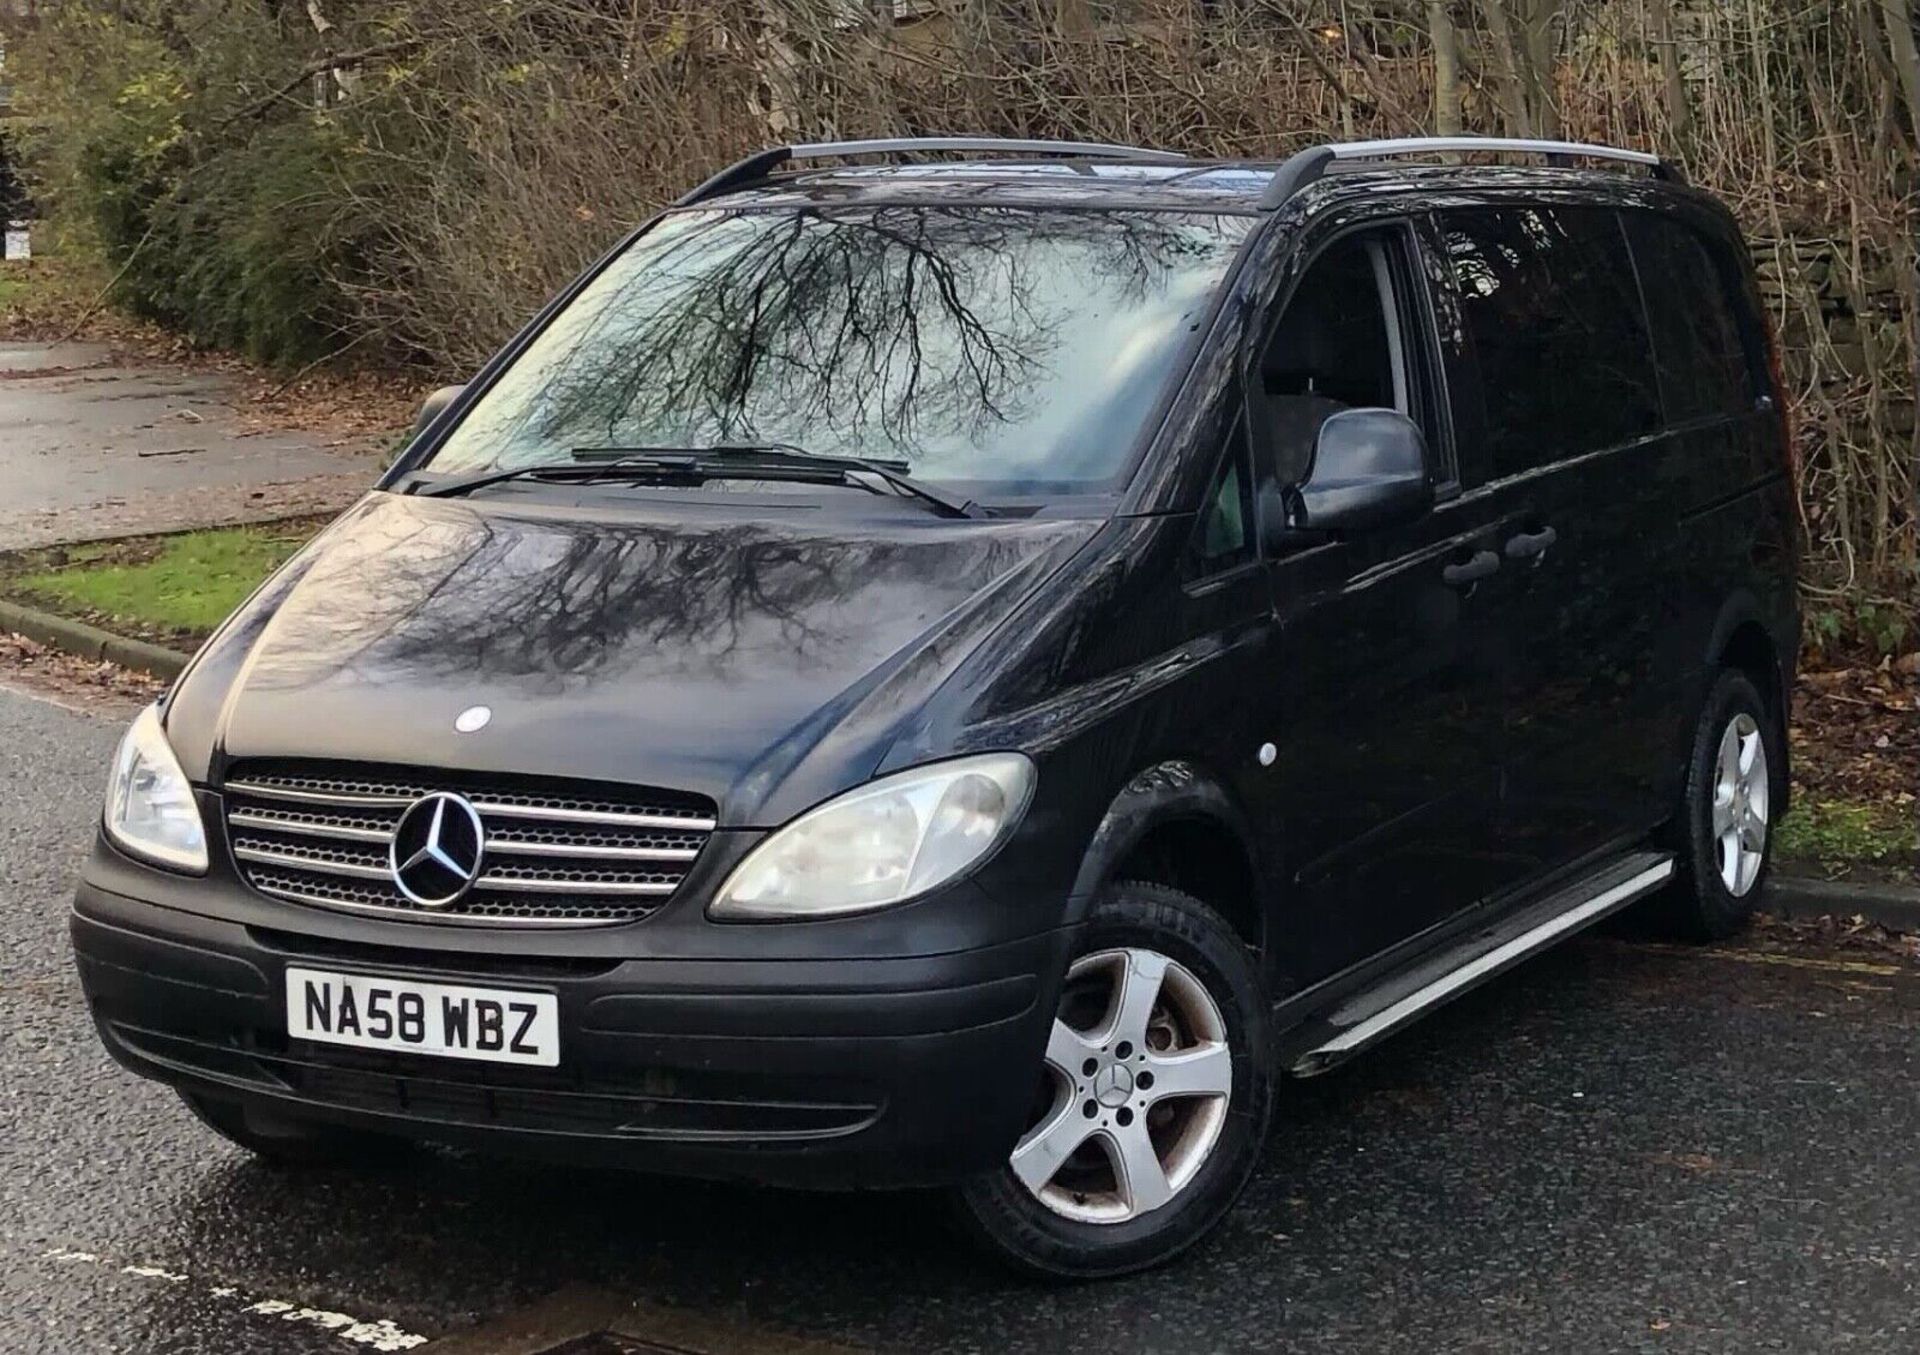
[412,384,465,438]
[1292,408,1434,535]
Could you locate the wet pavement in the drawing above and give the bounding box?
[0,342,378,550]
[6,681,1920,1353]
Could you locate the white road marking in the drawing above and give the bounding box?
[38,1247,428,1350]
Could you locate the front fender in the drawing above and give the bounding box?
[1067,759,1261,914]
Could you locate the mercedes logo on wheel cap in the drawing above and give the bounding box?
[389,792,485,907]
[1094,1064,1135,1108]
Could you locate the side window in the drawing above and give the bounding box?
[1622,212,1755,422]
[1415,213,1473,487]
[1189,430,1255,574]
[1253,230,1414,491]
[1438,206,1662,480]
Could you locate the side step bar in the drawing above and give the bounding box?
[1289,852,1675,1077]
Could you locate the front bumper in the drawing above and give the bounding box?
[72,862,1070,1190]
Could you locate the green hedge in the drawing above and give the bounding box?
[18,3,375,366]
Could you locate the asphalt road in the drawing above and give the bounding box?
[0,342,375,550]
[6,680,1920,1354]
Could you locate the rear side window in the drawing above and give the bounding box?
[1623,212,1754,422]
[1437,206,1662,479]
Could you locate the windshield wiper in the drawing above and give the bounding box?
[411,444,985,519]
[572,443,985,519]
[404,458,686,500]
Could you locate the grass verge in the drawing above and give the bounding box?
[0,520,324,648]
[1777,795,1919,885]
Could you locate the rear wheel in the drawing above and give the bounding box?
[954,882,1271,1280]
[180,1091,410,1167]
[1661,669,1780,940]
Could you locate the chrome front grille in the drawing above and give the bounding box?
[221,762,717,927]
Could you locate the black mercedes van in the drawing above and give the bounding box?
[72,136,1798,1279]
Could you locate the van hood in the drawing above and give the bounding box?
[167,492,1098,825]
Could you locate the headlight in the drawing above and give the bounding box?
[711,753,1035,920]
[104,704,208,874]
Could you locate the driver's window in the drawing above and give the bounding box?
[1255,231,1410,489]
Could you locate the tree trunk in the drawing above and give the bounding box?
[1647,0,1692,146]
[305,0,359,103]
[1880,0,1920,151]
[1477,0,1535,136]
[1521,0,1562,140]
[1431,0,1463,134]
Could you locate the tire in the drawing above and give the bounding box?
[953,881,1273,1280]
[180,1091,411,1168]
[1658,669,1781,941]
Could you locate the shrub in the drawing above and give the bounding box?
[14,2,373,365]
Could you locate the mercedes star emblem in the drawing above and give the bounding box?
[389,792,486,907]
[1094,1063,1136,1108]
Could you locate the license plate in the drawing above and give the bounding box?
[284,966,560,1067]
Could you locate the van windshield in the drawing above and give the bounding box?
[426,206,1253,499]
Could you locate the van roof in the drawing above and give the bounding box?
[677,136,1694,217]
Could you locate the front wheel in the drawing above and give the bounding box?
[954,881,1272,1280]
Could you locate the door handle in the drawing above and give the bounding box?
[1504,525,1558,560]
[1442,549,1500,588]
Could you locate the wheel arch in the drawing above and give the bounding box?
[1068,760,1267,959]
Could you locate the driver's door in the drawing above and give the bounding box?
[1253,221,1533,987]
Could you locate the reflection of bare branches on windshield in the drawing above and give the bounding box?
[541,207,1052,452]
[436,206,1248,480]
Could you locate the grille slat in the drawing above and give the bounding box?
[233,841,391,881]
[222,762,716,928]
[228,810,393,844]
[483,838,699,863]
[469,800,717,832]
[478,875,677,897]
[224,780,415,809]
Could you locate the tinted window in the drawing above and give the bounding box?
[429,207,1253,497]
[1192,436,1254,572]
[1256,232,1406,488]
[1623,212,1754,422]
[1438,206,1661,478]
[1415,215,1470,485]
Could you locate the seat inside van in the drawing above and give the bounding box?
[1259,234,1406,485]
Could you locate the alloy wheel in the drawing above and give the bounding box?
[1010,947,1233,1224]
[1712,711,1770,897]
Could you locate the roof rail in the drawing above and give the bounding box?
[1260,136,1678,209]
[676,137,1188,206]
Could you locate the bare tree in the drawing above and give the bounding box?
[1646,0,1691,147]
[1430,0,1463,134]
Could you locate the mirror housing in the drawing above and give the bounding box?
[1290,408,1434,536]
[412,384,465,438]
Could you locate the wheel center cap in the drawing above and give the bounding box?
[1094,1063,1135,1107]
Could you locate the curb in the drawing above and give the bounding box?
[1764,872,1920,934]
[0,598,192,681]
